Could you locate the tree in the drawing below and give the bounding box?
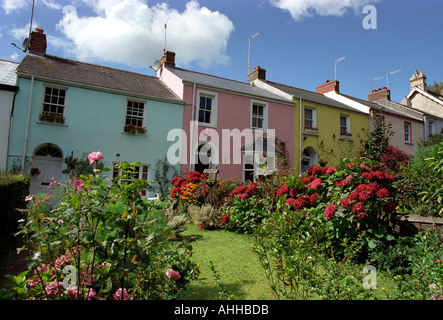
[428,81,443,96]
[359,111,394,162]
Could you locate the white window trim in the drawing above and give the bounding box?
[250,100,268,132]
[340,114,351,134]
[125,98,146,128]
[41,84,68,116]
[304,107,317,130]
[112,162,150,181]
[404,122,412,143]
[197,90,218,128]
[242,150,276,183]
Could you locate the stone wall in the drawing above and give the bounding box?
[393,214,443,237]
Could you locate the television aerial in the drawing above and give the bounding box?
[386,69,401,89]
[150,60,161,72]
[334,56,346,80]
[11,0,35,53]
[371,76,384,91]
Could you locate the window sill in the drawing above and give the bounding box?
[339,135,353,141]
[198,122,217,129]
[121,131,147,136]
[36,121,68,127]
[303,129,319,136]
[404,142,413,145]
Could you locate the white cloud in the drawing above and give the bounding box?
[270,0,376,21]
[56,0,235,69]
[1,0,28,14]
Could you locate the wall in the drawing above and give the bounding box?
[8,77,184,184]
[0,89,15,171]
[410,94,443,119]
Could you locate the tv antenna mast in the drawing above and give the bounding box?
[163,16,169,53]
[334,56,346,80]
[248,32,259,75]
[386,69,401,89]
[11,0,35,52]
[371,76,384,91]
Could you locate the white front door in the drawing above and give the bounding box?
[30,157,62,195]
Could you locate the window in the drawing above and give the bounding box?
[243,151,276,182]
[197,91,217,127]
[42,86,66,115]
[340,115,351,135]
[304,107,317,130]
[243,153,255,182]
[251,102,268,131]
[113,162,150,181]
[429,120,435,136]
[126,100,145,127]
[404,122,412,143]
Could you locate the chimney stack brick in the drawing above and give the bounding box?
[409,70,427,92]
[368,87,391,102]
[161,51,176,67]
[316,80,340,94]
[248,66,266,83]
[29,28,47,55]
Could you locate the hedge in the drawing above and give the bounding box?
[0,174,29,239]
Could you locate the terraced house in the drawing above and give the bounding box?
[249,68,369,173]
[7,29,184,195]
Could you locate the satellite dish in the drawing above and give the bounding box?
[21,38,29,52]
[150,60,161,72]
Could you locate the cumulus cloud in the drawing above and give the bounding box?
[270,0,376,21]
[56,0,235,69]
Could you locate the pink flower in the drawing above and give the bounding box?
[166,269,181,281]
[113,288,130,300]
[88,151,103,165]
[307,178,322,190]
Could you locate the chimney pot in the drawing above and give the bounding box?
[409,70,427,92]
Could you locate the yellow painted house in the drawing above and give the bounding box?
[249,68,369,174]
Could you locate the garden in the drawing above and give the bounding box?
[0,122,442,300]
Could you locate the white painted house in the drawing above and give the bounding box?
[0,59,19,172]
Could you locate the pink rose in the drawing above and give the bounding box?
[166,269,181,281]
[88,151,103,165]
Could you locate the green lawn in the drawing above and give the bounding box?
[181,224,275,300]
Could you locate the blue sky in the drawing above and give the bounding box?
[1,0,442,103]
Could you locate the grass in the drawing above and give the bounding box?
[180,224,275,300]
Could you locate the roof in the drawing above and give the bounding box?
[407,86,443,106]
[259,80,366,114]
[16,54,182,103]
[165,66,294,104]
[0,59,19,87]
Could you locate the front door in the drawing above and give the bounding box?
[30,145,63,195]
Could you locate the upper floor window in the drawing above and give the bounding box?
[251,102,267,131]
[340,115,351,135]
[124,100,146,134]
[404,122,412,143]
[304,107,317,130]
[40,86,67,124]
[197,91,217,127]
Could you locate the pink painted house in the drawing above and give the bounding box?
[156,52,294,182]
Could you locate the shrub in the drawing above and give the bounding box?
[381,145,410,172]
[3,154,199,300]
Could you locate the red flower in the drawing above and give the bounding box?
[324,204,336,221]
[276,184,289,199]
[222,215,230,224]
[383,201,396,213]
[289,188,299,198]
[246,183,258,195]
[335,175,353,187]
[349,191,359,201]
[307,165,322,176]
[325,167,336,175]
[352,202,367,219]
[340,198,351,208]
[376,188,390,198]
[285,198,297,209]
[240,193,249,200]
[309,193,318,206]
[231,186,247,197]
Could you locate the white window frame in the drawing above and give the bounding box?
[404,122,412,143]
[242,150,276,183]
[125,99,146,128]
[250,100,268,132]
[340,114,351,135]
[112,162,150,181]
[41,85,67,116]
[197,90,218,128]
[428,120,435,136]
[304,107,317,130]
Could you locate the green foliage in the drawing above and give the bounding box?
[3,157,199,300]
[0,173,29,239]
[359,112,394,162]
[421,141,443,214]
[153,155,178,199]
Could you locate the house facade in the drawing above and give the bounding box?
[250,69,369,173]
[156,52,295,181]
[406,70,443,140]
[8,29,184,195]
[0,59,19,172]
[318,81,424,157]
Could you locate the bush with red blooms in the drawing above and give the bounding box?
[170,171,206,200]
[381,144,411,172]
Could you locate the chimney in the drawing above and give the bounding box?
[409,70,427,92]
[368,87,391,102]
[248,66,266,83]
[316,80,340,94]
[29,28,47,55]
[160,51,176,67]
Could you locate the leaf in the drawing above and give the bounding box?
[368,239,378,249]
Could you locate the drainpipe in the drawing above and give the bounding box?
[6,85,19,171]
[21,75,34,170]
[189,82,197,171]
